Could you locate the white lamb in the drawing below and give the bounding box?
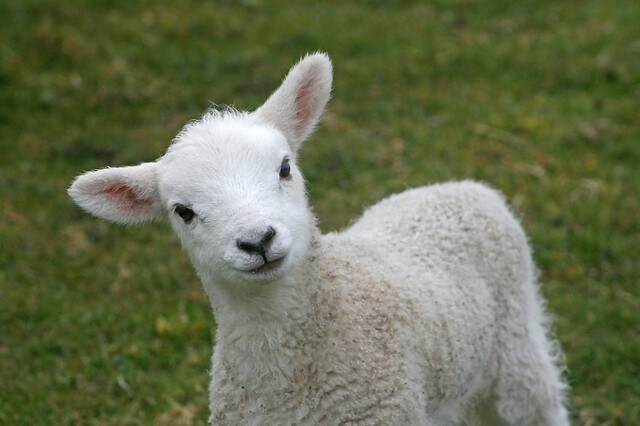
[69,53,569,425]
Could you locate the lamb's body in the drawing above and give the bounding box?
[209,182,566,425]
[68,53,568,424]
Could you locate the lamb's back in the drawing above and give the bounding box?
[340,180,529,280]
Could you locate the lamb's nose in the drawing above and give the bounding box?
[236,226,276,258]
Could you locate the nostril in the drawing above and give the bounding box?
[237,239,259,253]
[262,226,276,245]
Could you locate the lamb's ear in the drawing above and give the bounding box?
[68,162,162,224]
[254,52,332,152]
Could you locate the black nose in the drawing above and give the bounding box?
[236,226,276,262]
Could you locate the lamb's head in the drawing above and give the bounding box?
[158,112,314,285]
[68,53,332,287]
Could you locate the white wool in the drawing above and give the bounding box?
[69,53,569,425]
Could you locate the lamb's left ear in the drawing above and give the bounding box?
[254,52,333,152]
[68,162,162,224]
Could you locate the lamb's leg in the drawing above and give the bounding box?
[493,287,569,426]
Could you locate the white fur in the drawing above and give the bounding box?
[69,53,569,425]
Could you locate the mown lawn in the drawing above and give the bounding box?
[1,0,638,424]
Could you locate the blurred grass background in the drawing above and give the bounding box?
[1,0,638,424]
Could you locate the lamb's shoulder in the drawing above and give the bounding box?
[292,241,433,422]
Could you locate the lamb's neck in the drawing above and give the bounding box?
[202,267,317,393]
[210,276,311,328]
[200,259,318,349]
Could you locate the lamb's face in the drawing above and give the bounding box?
[157,116,313,285]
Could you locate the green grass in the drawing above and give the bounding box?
[1,0,638,424]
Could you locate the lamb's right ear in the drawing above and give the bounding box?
[254,52,332,152]
[68,162,162,224]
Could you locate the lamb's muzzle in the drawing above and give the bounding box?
[236,226,277,260]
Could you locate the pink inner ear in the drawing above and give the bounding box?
[103,184,153,213]
[294,78,317,135]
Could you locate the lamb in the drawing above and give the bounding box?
[68,53,569,425]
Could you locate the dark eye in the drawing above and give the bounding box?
[279,158,291,179]
[174,203,195,223]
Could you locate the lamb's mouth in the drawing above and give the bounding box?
[249,257,285,274]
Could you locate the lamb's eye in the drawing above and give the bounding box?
[174,204,195,223]
[279,158,291,179]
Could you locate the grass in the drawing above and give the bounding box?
[1,0,638,424]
